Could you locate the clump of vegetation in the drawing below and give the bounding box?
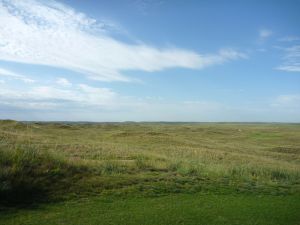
[0,146,88,205]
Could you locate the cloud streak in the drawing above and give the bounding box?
[0,82,227,121]
[0,83,118,109]
[1,84,299,122]
[278,36,300,42]
[276,45,300,72]
[0,67,35,83]
[259,29,272,39]
[0,0,245,82]
[56,77,72,87]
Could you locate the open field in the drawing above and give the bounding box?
[0,120,300,224]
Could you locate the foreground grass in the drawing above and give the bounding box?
[1,193,300,225]
[0,120,300,224]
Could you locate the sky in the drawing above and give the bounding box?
[0,0,300,122]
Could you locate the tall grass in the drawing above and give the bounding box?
[0,146,88,205]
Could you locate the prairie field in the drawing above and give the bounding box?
[1,0,299,224]
[0,120,300,225]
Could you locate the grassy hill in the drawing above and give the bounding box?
[0,121,299,224]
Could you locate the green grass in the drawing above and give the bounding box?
[0,120,300,224]
[1,193,300,225]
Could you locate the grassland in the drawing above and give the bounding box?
[0,120,300,224]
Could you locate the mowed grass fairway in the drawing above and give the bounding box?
[0,120,300,224]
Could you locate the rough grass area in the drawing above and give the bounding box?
[0,146,89,205]
[0,120,300,224]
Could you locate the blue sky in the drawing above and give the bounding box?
[0,0,299,122]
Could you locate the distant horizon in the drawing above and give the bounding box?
[1,119,299,124]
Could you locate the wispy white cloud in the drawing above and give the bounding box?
[199,49,246,67]
[0,67,35,83]
[56,77,72,87]
[271,94,300,111]
[259,29,273,39]
[277,65,300,72]
[0,82,227,121]
[0,0,245,82]
[276,45,300,72]
[278,36,300,42]
[276,94,300,104]
[0,83,118,108]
